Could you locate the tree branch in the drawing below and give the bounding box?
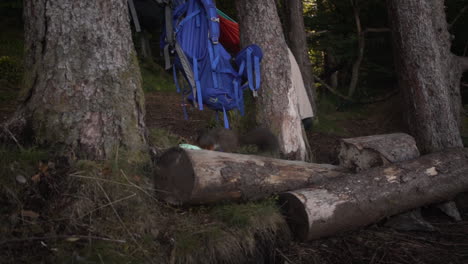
[449,4,468,30]
[313,74,398,104]
[458,56,468,72]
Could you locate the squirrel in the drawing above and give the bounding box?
[196,127,279,156]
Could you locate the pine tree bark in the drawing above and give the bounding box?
[5,0,148,161]
[235,0,309,161]
[281,0,318,115]
[387,0,466,153]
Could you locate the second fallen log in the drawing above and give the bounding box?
[154,147,346,205]
[279,148,468,241]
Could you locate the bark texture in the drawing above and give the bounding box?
[281,0,317,114]
[154,147,346,205]
[279,148,468,241]
[15,0,148,160]
[235,0,308,161]
[387,0,465,153]
[338,133,420,172]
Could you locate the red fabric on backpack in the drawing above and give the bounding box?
[219,15,240,54]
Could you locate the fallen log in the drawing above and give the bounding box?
[279,148,468,241]
[338,133,420,171]
[338,133,435,231]
[154,147,346,205]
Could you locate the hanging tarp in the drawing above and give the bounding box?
[217,10,240,54]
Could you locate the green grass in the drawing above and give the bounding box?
[211,198,280,229]
[313,95,368,136]
[139,58,175,93]
[148,127,182,149]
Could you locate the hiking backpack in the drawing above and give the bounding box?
[160,0,263,128]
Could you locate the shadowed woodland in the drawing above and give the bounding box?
[1,0,468,263]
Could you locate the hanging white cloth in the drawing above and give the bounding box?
[288,48,314,120]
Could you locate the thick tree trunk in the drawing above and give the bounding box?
[386,0,465,153]
[338,133,420,172]
[235,0,309,161]
[8,0,148,160]
[281,0,318,115]
[154,147,346,205]
[279,148,468,241]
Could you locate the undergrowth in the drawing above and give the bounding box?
[139,58,175,93]
[0,142,289,264]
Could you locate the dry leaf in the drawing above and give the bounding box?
[31,174,41,183]
[38,161,49,173]
[66,237,80,242]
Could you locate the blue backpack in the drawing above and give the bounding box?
[160,0,263,128]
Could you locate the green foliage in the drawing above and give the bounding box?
[305,0,394,100]
[0,145,49,181]
[313,94,370,136]
[0,5,24,104]
[148,127,182,148]
[170,198,287,263]
[139,58,175,93]
[211,198,279,229]
[215,0,237,21]
[0,145,49,219]
[0,56,22,84]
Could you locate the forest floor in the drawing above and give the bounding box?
[2,86,468,263]
[145,90,468,264]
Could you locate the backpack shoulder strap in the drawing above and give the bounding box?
[199,0,220,44]
[235,44,263,96]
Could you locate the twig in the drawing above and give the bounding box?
[96,182,157,263]
[275,248,296,264]
[120,169,159,200]
[2,125,24,151]
[449,4,468,30]
[69,173,168,193]
[83,193,137,217]
[96,182,148,256]
[313,74,356,102]
[0,235,126,245]
[313,74,399,104]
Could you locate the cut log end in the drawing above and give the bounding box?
[154,147,195,204]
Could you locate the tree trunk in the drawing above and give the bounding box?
[386,0,466,153]
[325,48,339,90]
[347,1,364,97]
[338,133,420,172]
[235,0,309,161]
[7,0,148,161]
[281,0,318,115]
[279,148,468,241]
[154,147,346,205]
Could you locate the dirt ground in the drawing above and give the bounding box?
[2,90,468,263]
